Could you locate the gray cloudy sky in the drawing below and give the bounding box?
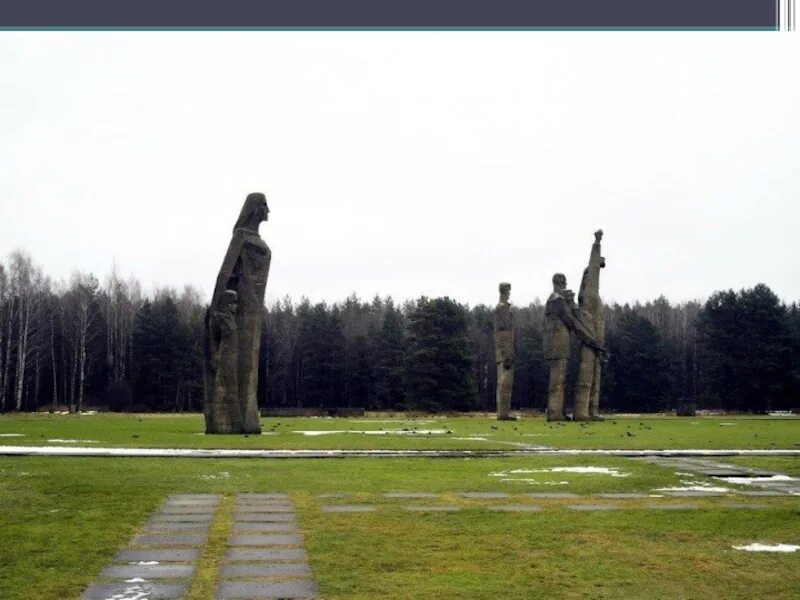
[1,32,798,307]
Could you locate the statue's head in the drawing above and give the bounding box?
[220,290,238,314]
[552,273,566,292]
[234,192,270,232]
[499,282,511,302]
[600,256,606,268]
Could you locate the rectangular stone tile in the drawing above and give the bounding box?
[232,522,299,533]
[567,504,620,511]
[403,505,461,512]
[101,564,196,579]
[458,492,509,499]
[161,506,217,515]
[217,580,317,598]
[526,493,579,499]
[234,515,299,524]
[721,503,770,509]
[234,513,297,523]
[646,504,699,510]
[235,506,295,514]
[134,533,207,546]
[116,548,200,562]
[662,491,724,497]
[145,522,211,532]
[229,534,303,547]
[316,493,351,499]
[385,492,439,498]
[738,490,790,497]
[83,582,188,599]
[226,548,308,562]
[487,504,543,512]
[221,562,312,578]
[164,499,219,507]
[151,514,214,523]
[320,504,376,513]
[238,493,289,500]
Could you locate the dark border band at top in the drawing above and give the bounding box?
[0,0,780,29]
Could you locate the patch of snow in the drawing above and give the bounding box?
[133,561,159,565]
[675,472,694,476]
[732,543,799,553]
[715,474,795,486]
[47,439,98,444]
[768,411,795,417]
[656,484,730,493]
[200,471,230,480]
[294,429,449,436]
[0,433,24,437]
[491,467,630,478]
[452,436,490,442]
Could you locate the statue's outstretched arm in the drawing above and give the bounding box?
[556,299,604,351]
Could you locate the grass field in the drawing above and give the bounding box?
[1,413,799,450]
[0,454,798,599]
[1,415,798,599]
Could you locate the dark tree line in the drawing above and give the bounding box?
[0,250,798,414]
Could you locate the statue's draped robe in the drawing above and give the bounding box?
[494,302,514,420]
[205,228,271,434]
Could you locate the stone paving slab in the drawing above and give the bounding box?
[116,548,200,562]
[646,504,699,510]
[403,505,461,512]
[151,514,214,523]
[165,499,220,507]
[487,504,543,512]
[135,533,207,547]
[458,492,509,499]
[82,582,189,599]
[316,493,351,499]
[226,548,309,562]
[320,504,376,513]
[145,522,211,531]
[722,503,770,509]
[526,492,579,499]
[161,506,218,515]
[738,490,790,496]
[101,564,196,579]
[567,504,620,511]
[235,505,294,513]
[221,562,312,578]
[597,493,650,499]
[232,522,300,533]
[234,513,298,523]
[229,534,304,547]
[385,492,439,498]
[217,579,317,599]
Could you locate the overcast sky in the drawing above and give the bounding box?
[1,32,798,307]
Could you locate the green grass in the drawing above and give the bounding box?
[1,413,799,450]
[1,455,798,599]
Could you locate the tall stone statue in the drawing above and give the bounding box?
[574,229,606,421]
[204,193,271,434]
[543,273,603,421]
[494,283,515,421]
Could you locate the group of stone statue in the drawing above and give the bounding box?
[203,194,606,433]
[494,230,607,421]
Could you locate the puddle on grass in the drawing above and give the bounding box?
[294,429,449,436]
[47,439,99,444]
[732,543,799,553]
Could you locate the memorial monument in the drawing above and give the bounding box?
[543,272,603,421]
[494,282,515,420]
[575,229,606,421]
[204,193,271,434]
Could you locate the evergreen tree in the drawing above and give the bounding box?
[372,303,406,410]
[404,297,476,411]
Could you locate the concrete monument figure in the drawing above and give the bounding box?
[204,193,271,434]
[494,283,515,421]
[574,229,606,421]
[543,273,603,421]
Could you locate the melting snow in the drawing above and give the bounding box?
[133,561,159,566]
[47,439,98,444]
[0,433,24,437]
[732,543,799,553]
[295,429,449,436]
[715,474,795,486]
[200,472,230,480]
[491,467,630,478]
